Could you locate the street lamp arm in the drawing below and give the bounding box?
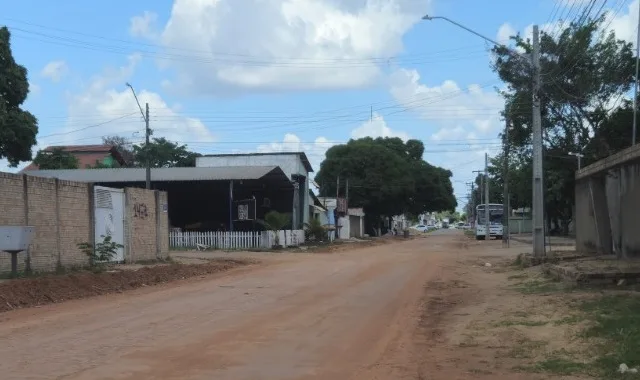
[422,15,531,66]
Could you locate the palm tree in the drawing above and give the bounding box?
[263,211,291,247]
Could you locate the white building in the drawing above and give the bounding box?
[197,152,313,229]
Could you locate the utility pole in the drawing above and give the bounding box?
[472,169,483,230]
[531,25,545,257]
[503,107,510,246]
[484,153,490,241]
[126,83,151,190]
[345,178,349,204]
[145,103,150,190]
[633,0,640,145]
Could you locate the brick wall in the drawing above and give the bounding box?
[157,191,170,258]
[0,173,91,273]
[125,188,169,262]
[0,171,170,273]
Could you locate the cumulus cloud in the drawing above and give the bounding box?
[389,68,504,135]
[129,11,159,41]
[497,23,517,45]
[131,0,431,94]
[497,0,640,49]
[256,133,336,172]
[39,54,214,148]
[41,60,69,83]
[350,113,410,141]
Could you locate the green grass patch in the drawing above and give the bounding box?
[553,315,583,325]
[507,273,528,280]
[494,320,548,328]
[533,358,589,375]
[512,279,567,294]
[579,294,640,378]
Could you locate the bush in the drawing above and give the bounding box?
[77,235,124,267]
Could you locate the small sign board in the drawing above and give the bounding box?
[233,198,257,221]
[162,203,168,213]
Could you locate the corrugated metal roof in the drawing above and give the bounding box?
[25,166,287,183]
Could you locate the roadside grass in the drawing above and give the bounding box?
[504,267,640,378]
[579,294,640,378]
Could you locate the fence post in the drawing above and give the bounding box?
[22,174,31,274]
[55,178,62,269]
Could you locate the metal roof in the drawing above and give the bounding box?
[200,152,314,173]
[25,166,289,183]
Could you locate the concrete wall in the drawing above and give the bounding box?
[197,155,310,227]
[0,172,169,274]
[124,187,169,262]
[575,144,640,257]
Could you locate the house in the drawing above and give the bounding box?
[196,152,313,229]
[22,145,128,171]
[315,197,365,239]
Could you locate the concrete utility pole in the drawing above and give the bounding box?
[503,107,510,246]
[633,0,640,145]
[421,15,544,256]
[126,83,151,190]
[484,153,490,241]
[144,103,151,190]
[531,25,545,257]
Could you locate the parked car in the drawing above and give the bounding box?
[410,224,429,232]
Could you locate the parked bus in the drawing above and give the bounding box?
[475,204,504,240]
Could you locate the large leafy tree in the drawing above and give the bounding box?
[133,137,201,168]
[32,148,79,170]
[0,27,38,167]
[492,16,635,234]
[315,137,456,230]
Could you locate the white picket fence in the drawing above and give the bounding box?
[169,230,305,250]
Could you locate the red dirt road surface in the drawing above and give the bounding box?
[0,231,512,380]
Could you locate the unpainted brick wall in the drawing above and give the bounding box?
[125,188,169,262]
[157,191,170,258]
[0,173,91,273]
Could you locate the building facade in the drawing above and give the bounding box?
[196,153,313,229]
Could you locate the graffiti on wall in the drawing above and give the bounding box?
[134,203,148,219]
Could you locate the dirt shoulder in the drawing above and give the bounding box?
[0,258,255,313]
[413,236,640,379]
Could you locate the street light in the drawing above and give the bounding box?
[422,15,546,257]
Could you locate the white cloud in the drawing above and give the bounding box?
[29,82,41,96]
[497,23,517,45]
[256,133,336,172]
[132,0,431,94]
[39,54,214,148]
[41,60,69,83]
[497,0,640,49]
[350,113,410,140]
[129,11,159,41]
[607,0,639,46]
[389,68,504,135]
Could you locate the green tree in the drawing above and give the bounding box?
[315,137,456,232]
[0,27,38,167]
[133,137,201,168]
[32,148,79,169]
[492,16,634,234]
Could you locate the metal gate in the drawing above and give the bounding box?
[94,186,125,262]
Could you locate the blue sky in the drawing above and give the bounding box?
[2,0,638,210]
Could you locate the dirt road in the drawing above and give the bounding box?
[0,231,506,380]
